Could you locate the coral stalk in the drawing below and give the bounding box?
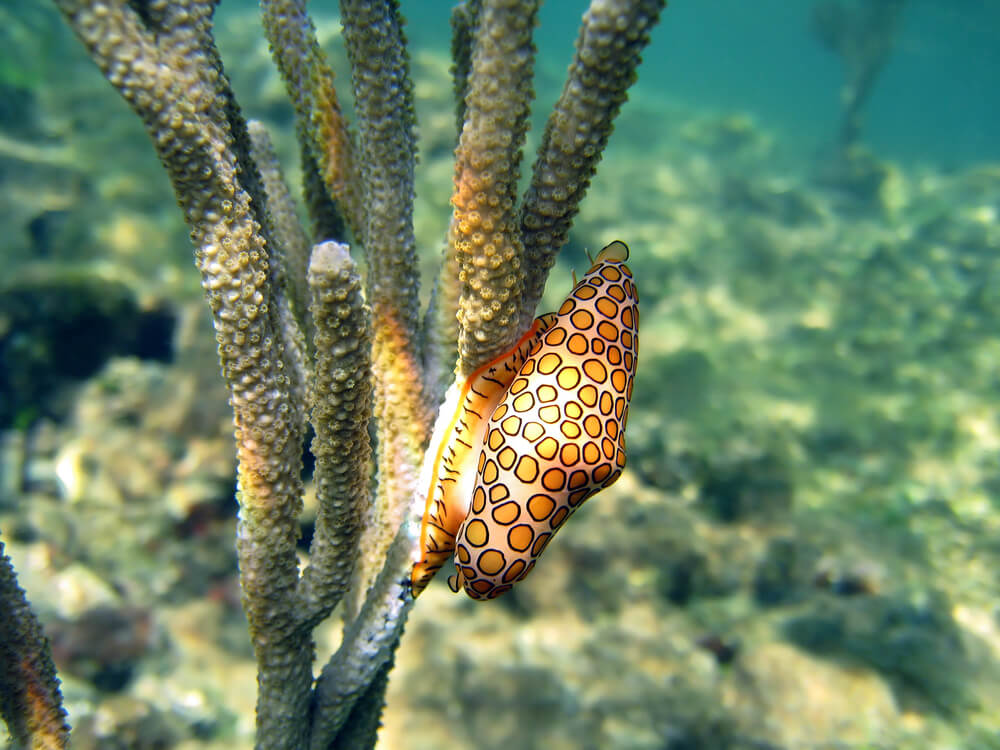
[298,240,373,625]
[338,0,433,614]
[449,0,539,374]
[261,0,362,237]
[518,0,665,329]
[53,2,310,746]
[0,541,70,750]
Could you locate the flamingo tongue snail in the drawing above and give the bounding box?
[409,311,559,596]
[411,240,638,600]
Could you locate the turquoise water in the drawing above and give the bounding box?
[403,0,1000,166]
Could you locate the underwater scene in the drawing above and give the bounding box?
[2,0,999,747]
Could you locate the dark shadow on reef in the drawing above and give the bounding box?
[783,589,989,716]
[0,268,175,429]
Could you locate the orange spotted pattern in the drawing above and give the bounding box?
[411,313,558,596]
[450,240,638,600]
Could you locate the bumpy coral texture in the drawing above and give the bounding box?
[519,0,664,327]
[300,241,373,619]
[338,0,431,613]
[261,0,361,235]
[452,0,539,372]
[53,3,314,745]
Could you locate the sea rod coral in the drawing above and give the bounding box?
[0,0,664,747]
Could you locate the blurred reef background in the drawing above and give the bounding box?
[2,0,1000,748]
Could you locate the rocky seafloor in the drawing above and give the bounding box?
[3,5,1000,749]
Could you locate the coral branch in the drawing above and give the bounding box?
[339,0,432,614]
[248,120,314,402]
[0,541,70,750]
[309,527,415,749]
[449,0,484,138]
[449,0,539,375]
[420,248,464,404]
[518,0,665,329]
[53,3,311,746]
[261,0,362,236]
[297,240,373,626]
